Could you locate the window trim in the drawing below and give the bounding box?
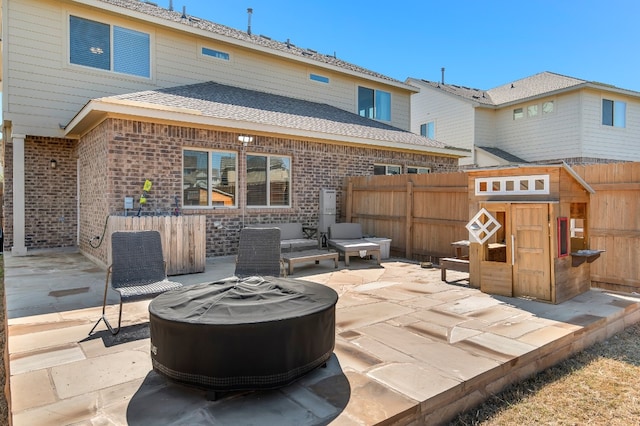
[68,14,152,79]
[200,46,231,61]
[358,86,391,122]
[407,166,431,174]
[374,164,402,175]
[182,148,238,209]
[246,153,292,208]
[513,108,524,120]
[602,98,626,128]
[309,73,330,84]
[420,121,435,139]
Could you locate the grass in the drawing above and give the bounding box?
[452,322,640,425]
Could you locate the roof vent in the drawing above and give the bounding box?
[181,5,186,19]
[168,0,173,11]
[441,67,445,84]
[511,83,515,88]
[247,8,253,35]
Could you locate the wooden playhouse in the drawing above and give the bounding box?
[465,163,601,304]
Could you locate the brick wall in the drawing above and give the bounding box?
[11,119,458,257]
[2,136,78,250]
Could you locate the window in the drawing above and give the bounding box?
[527,105,538,117]
[358,86,391,121]
[374,164,401,175]
[475,175,550,196]
[542,101,554,114]
[70,16,150,78]
[558,217,569,257]
[420,122,435,139]
[407,166,431,174]
[183,149,237,207]
[513,108,524,120]
[602,99,626,127]
[202,47,230,61]
[246,155,291,207]
[310,73,329,83]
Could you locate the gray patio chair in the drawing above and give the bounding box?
[89,230,183,335]
[235,227,284,278]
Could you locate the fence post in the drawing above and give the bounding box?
[406,180,413,259]
[346,179,353,222]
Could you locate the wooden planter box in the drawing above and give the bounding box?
[108,215,206,275]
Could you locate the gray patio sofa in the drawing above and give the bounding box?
[250,223,317,252]
[327,223,381,266]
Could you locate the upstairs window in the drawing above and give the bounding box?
[202,47,230,61]
[513,108,524,120]
[70,16,150,78]
[358,87,391,121]
[420,122,435,139]
[602,99,626,128]
[310,73,330,84]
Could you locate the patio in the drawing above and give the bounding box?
[5,250,640,425]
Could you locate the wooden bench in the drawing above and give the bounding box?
[440,257,470,282]
[281,249,339,275]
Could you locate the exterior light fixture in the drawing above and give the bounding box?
[238,135,253,146]
[50,159,57,169]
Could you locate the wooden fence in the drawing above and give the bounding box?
[344,172,469,261]
[108,215,206,276]
[344,163,640,293]
[572,162,640,293]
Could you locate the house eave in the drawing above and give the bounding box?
[65,99,464,158]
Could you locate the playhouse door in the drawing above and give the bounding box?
[512,203,551,301]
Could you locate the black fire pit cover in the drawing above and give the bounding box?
[149,276,338,391]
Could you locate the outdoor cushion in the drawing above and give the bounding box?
[328,223,364,240]
[251,223,316,251]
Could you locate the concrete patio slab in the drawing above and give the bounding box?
[4,250,640,425]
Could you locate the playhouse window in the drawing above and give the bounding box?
[570,203,587,251]
[558,217,569,257]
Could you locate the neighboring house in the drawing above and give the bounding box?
[407,71,640,167]
[1,0,463,258]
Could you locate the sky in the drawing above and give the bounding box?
[177,0,640,92]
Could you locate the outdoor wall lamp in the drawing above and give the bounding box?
[238,135,253,146]
[50,159,57,169]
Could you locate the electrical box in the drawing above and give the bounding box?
[124,197,134,210]
[319,189,336,215]
[318,189,336,233]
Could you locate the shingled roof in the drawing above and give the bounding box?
[73,81,459,153]
[411,72,626,106]
[98,0,403,85]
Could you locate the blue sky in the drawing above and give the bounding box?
[179,0,640,92]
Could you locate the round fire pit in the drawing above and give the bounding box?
[149,276,338,391]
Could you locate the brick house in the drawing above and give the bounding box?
[2,0,463,259]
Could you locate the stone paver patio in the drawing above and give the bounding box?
[5,250,640,425]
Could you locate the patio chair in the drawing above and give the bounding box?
[89,230,183,336]
[235,227,284,278]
